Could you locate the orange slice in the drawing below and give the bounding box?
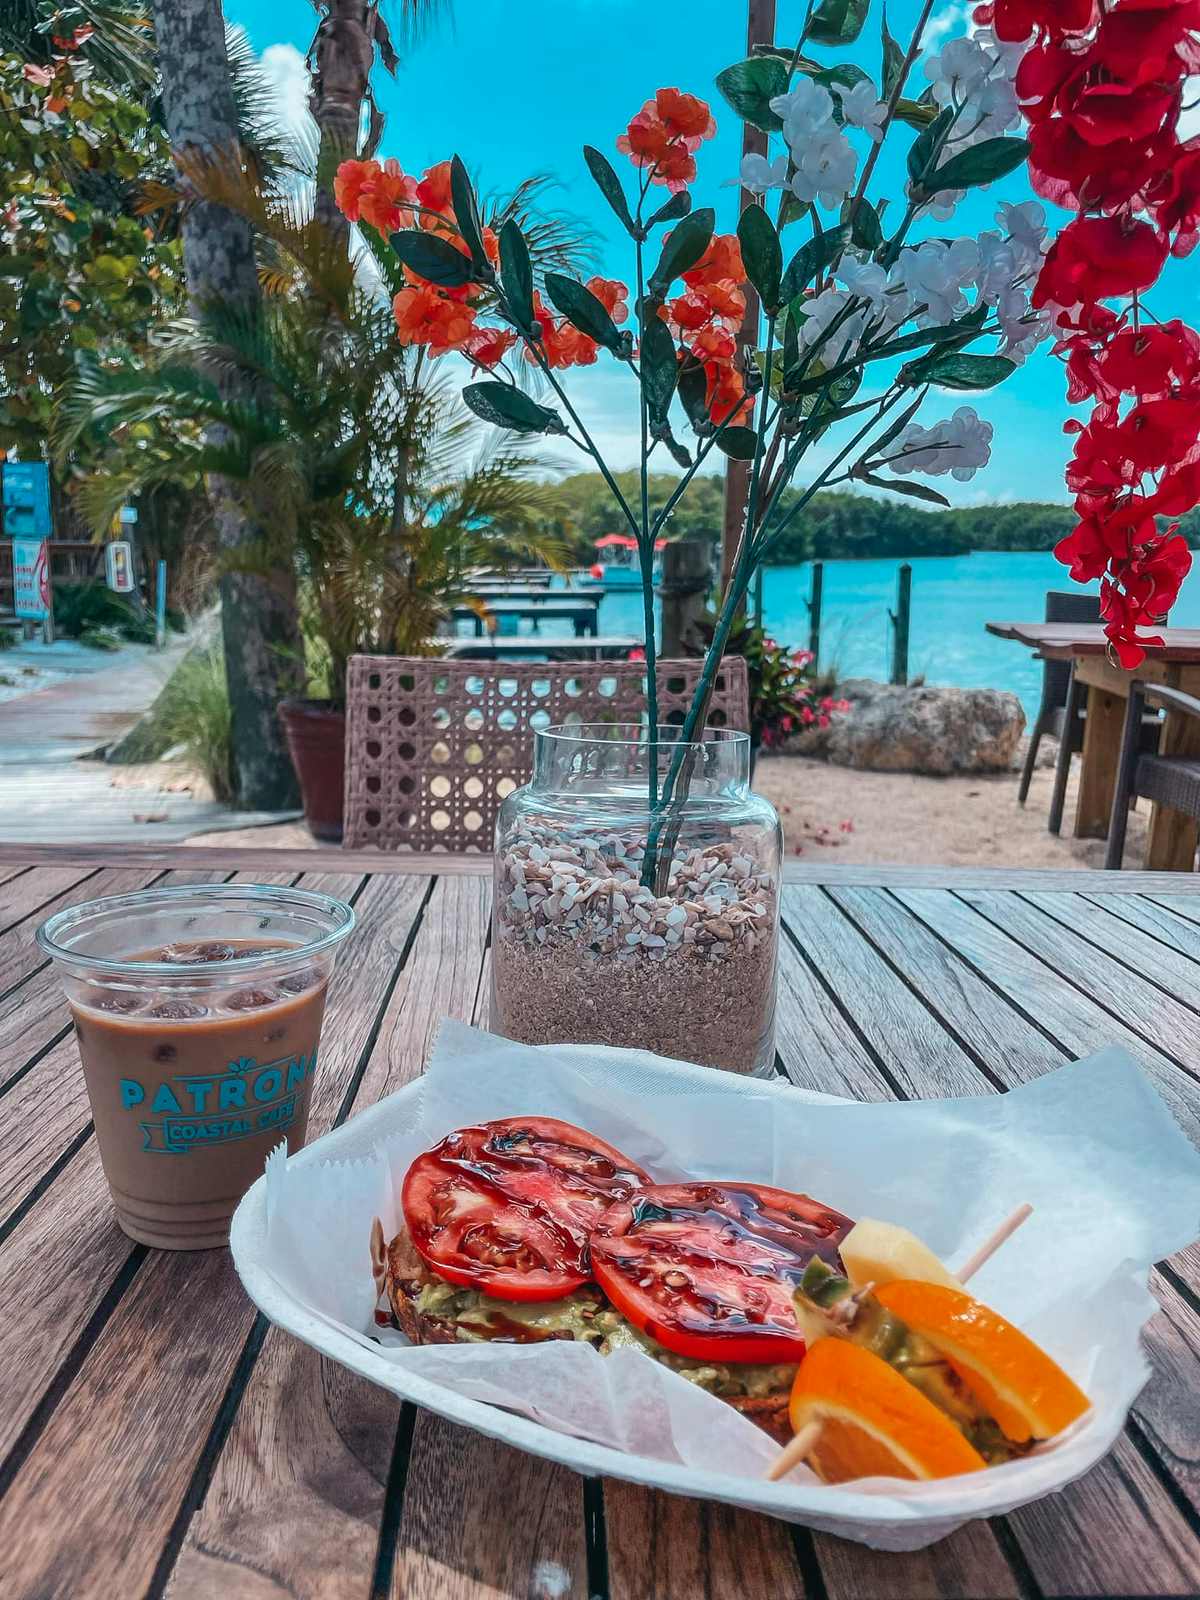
[874,1280,1089,1444]
[788,1338,988,1484]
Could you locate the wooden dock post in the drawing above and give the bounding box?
[659,539,712,657]
[807,561,823,668]
[890,563,912,684]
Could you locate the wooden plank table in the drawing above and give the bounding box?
[1,843,1199,1600]
[987,621,1200,869]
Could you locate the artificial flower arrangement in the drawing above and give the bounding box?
[331,0,1198,1074]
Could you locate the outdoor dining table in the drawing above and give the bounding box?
[986,621,1200,869]
[2,841,1200,1599]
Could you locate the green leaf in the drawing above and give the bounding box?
[677,359,709,429]
[544,272,623,353]
[648,207,715,300]
[808,0,871,46]
[867,303,988,360]
[857,468,951,507]
[881,7,905,99]
[388,229,474,289]
[848,198,883,252]
[921,136,1030,195]
[646,190,692,229]
[780,224,847,304]
[583,145,636,236]
[449,155,488,272]
[811,62,872,94]
[737,204,782,310]
[715,57,789,132]
[462,381,565,435]
[906,106,953,186]
[893,97,938,129]
[499,219,535,333]
[640,313,678,424]
[907,352,1016,390]
[716,425,758,460]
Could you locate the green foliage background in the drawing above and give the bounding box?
[540,473,1200,564]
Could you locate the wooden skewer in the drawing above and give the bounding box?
[956,1203,1033,1284]
[765,1419,823,1482]
[765,1204,1034,1482]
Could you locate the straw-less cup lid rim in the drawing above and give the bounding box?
[35,882,356,978]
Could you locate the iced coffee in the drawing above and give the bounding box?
[37,884,355,1249]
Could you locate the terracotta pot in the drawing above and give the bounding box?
[279,698,345,842]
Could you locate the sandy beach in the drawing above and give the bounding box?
[182,737,1152,869]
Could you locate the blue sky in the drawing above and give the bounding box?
[227,0,1199,507]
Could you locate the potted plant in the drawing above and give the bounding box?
[57,164,570,838]
[335,0,1070,1071]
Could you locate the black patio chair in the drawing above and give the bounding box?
[1018,590,1099,809]
[1105,683,1200,870]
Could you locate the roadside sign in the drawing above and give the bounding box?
[119,505,138,525]
[105,540,135,594]
[2,463,52,538]
[13,537,50,621]
[155,559,167,649]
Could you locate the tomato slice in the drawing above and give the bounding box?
[589,1182,852,1363]
[401,1116,650,1302]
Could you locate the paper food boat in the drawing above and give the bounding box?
[231,1023,1200,1551]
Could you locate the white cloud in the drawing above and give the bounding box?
[924,3,968,48]
[259,41,315,143]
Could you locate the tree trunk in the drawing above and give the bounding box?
[150,0,303,810]
[309,2,376,244]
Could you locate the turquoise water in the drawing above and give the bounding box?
[592,550,1200,723]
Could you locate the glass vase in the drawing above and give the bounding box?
[491,724,782,1076]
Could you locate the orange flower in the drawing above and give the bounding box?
[666,291,714,332]
[524,294,599,369]
[333,159,380,224]
[654,88,715,141]
[464,326,517,369]
[416,160,455,225]
[705,361,751,426]
[683,233,745,289]
[698,279,747,325]
[359,159,419,235]
[586,276,630,324]
[616,88,715,193]
[688,324,738,365]
[392,285,476,355]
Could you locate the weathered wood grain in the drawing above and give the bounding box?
[605,1485,808,1600]
[1152,892,1200,929]
[780,886,992,1098]
[774,927,892,1101]
[955,887,1200,1076]
[0,863,99,934]
[1019,890,1200,1026]
[1081,890,1200,963]
[5,842,1200,893]
[813,1520,1022,1600]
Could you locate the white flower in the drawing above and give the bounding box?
[795,287,867,354]
[837,255,889,310]
[891,406,993,482]
[789,128,857,210]
[839,80,888,142]
[996,199,1049,261]
[770,79,836,141]
[739,152,790,194]
[891,238,978,327]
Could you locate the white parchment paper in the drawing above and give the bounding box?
[231,1022,1200,1549]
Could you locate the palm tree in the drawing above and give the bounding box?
[304,1,444,240]
[54,226,564,705]
[149,0,304,809]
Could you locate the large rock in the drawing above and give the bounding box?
[784,678,1026,775]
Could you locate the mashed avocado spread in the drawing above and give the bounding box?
[412,1280,796,1399]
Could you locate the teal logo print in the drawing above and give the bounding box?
[119,1047,318,1155]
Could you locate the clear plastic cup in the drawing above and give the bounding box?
[37,883,355,1249]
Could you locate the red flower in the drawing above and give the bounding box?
[416,160,455,222]
[463,326,517,369]
[392,285,476,355]
[617,89,716,192]
[524,294,599,369]
[683,233,745,289]
[586,277,630,325]
[977,0,1095,43]
[1033,217,1168,309]
[654,88,716,141]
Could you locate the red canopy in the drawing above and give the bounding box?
[594,534,668,551]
